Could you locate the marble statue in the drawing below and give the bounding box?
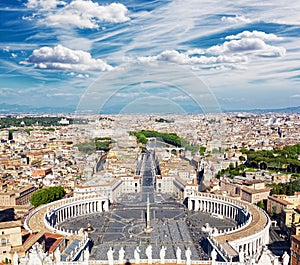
[146,245,152,264]
[282,251,290,265]
[54,247,61,263]
[160,246,167,264]
[107,247,115,265]
[176,247,182,264]
[18,252,29,265]
[134,246,141,264]
[185,247,191,265]
[257,246,275,265]
[27,242,47,265]
[211,248,217,265]
[84,247,90,262]
[43,255,53,265]
[119,247,125,264]
[13,252,19,265]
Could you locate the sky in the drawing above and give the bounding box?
[1,0,300,114]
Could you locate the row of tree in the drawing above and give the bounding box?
[75,137,113,154]
[137,130,182,146]
[129,131,148,145]
[30,186,66,207]
[0,116,74,128]
[241,144,300,172]
[267,179,300,196]
[216,163,246,179]
[130,130,206,155]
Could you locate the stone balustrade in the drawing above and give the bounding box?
[188,193,270,261]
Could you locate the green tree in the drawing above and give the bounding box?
[239,156,246,162]
[30,186,66,207]
[199,146,206,156]
[256,200,265,210]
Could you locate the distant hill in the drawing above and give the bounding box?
[0,103,76,114]
[0,102,299,115]
[223,106,300,114]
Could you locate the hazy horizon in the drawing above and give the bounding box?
[1,0,300,114]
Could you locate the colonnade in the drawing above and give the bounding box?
[188,194,270,262]
[54,199,108,224]
[231,221,270,258]
[44,196,109,236]
[188,196,249,224]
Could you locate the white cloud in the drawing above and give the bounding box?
[38,0,130,29]
[207,38,286,57]
[226,30,282,41]
[290,94,300,98]
[138,49,247,65]
[184,48,205,56]
[26,0,66,10]
[47,92,79,97]
[171,95,189,100]
[27,45,113,71]
[221,15,251,24]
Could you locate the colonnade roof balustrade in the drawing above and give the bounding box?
[214,199,268,243]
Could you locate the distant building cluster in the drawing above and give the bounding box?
[0,113,299,264]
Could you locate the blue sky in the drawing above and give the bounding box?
[1,0,300,113]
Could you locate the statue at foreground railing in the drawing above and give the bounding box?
[107,247,114,265]
[282,251,290,265]
[119,247,125,264]
[211,248,217,265]
[146,245,153,264]
[134,246,141,264]
[160,246,167,264]
[176,246,182,264]
[185,247,192,265]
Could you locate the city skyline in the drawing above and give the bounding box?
[1,0,300,113]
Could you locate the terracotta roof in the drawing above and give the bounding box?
[44,233,64,253]
[268,196,293,205]
[241,186,271,194]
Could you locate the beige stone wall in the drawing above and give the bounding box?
[0,222,22,262]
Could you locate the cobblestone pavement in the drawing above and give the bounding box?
[59,194,237,261]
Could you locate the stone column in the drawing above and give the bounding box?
[195,200,199,211]
[104,200,109,211]
[188,198,192,211]
[249,241,253,256]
